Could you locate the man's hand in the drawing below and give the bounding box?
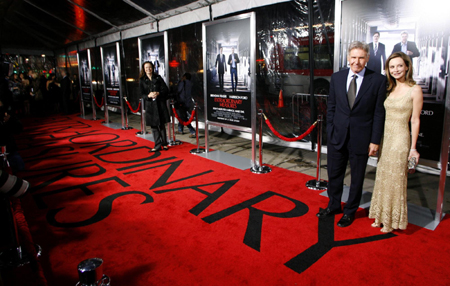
[368,143,379,156]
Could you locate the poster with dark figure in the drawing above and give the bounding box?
[340,0,450,164]
[204,15,253,129]
[77,50,92,102]
[139,34,166,80]
[101,43,122,106]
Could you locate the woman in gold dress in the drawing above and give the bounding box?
[368,52,423,233]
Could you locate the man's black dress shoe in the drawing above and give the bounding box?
[337,214,355,227]
[316,207,342,218]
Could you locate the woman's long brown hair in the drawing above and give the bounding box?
[139,61,154,80]
[385,52,416,93]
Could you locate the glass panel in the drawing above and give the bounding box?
[122,38,141,112]
[256,0,335,139]
[168,23,204,120]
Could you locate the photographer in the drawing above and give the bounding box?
[0,100,24,174]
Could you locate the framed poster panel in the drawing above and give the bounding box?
[203,12,255,131]
[336,0,450,225]
[77,49,93,102]
[100,42,122,107]
[336,0,450,166]
[138,32,169,86]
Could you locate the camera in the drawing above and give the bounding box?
[0,169,29,198]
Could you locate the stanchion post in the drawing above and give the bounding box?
[102,93,109,124]
[80,96,85,119]
[122,97,132,130]
[251,110,272,174]
[0,148,41,268]
[169,99,182,146]
[306,114,327,190]
[136,98,147,135]
[91,94,97,121]
[190,103,205,154]
[76,258,110,286]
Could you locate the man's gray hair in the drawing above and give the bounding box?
[347,41,369,56]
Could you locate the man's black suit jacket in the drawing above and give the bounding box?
[61,76,71,98]
[327,68,386,154]
[391,41,420,60]
[215,54,227,74]
[367,42,386,74]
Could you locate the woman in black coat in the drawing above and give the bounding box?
[139,61,170,152]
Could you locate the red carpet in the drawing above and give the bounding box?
[9,114,450,285]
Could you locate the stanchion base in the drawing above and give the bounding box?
[0,244,42,268]
[190,148,205,154]
[169,140,182,146]
[122,127,133,130]
[250,165,272,174]
[306,179,328,190]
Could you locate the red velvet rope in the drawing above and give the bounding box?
[264,113,317,142]
[93,96,104,108]
[125,99,141,113]
[172,107,196,126]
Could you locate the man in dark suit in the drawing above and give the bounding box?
[367,32,386,74]
[154,57,160,75]
[317,41,386,227]
[215,47,227,92]
[60,69,72,114]
[228,47,240,92]
[391,31,420,63]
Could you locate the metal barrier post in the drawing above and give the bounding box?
[76,258,110,286]
[136,98,147,135]
[91,94,97,120]
[169,99,182,146]
[251,110,272,174]
[122,97,132,130]
[306,114,327,190]
[102,93,109,124]
[79,96,85,119]
[190,103,205,154]
[0,148,41,267]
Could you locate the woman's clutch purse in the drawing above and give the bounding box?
[408,157,417,174]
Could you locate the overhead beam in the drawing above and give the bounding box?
[122,0,158,20]
[4,18,58,49]
[23,0,92,36]
[67,0,118,29]
[14,10,78,42]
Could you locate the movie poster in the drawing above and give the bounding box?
[138,33,166,81]
[339,0,450,165]
[204,16,253,129]
[101,43,121,106]
[77,49,92,102]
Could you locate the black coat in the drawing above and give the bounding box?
[391,41,420,60]
[327,68,386,154]
[139,74,170,127]
[367,42,386,74]
[215,54,227,74]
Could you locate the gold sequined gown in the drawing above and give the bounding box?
[369,86,415,231]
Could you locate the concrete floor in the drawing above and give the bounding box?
[89,109,450,218]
